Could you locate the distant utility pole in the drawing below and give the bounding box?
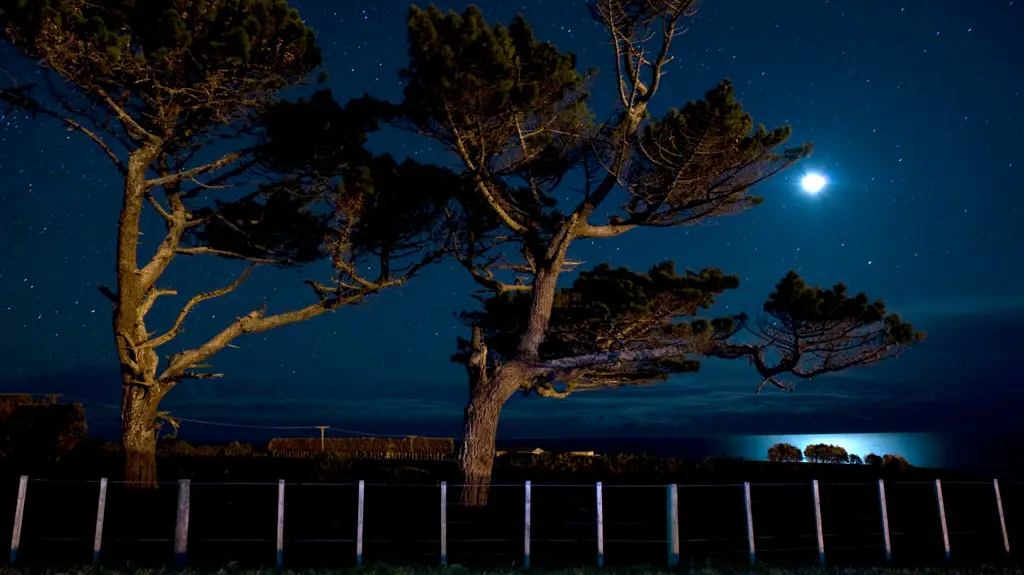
[316,426,329,451]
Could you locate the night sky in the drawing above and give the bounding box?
[1,1,1022,451]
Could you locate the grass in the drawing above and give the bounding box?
[1,565,1023,575]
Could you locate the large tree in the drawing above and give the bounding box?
[363,1,926,506]
[0,0,449,484]
[366,1,923,506]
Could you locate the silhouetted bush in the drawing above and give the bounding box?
[0,394,87,461]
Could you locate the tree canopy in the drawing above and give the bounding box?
[711,272,924,394]
[767,442,803,463]
[804,443,850,464]
[0,0,322,144]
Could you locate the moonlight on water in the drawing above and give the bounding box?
[801,173,827,194]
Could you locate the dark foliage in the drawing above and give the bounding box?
[0,0,322,137]
[454,262,741,394]
[0,394,87,461]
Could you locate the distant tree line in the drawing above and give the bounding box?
[767,442,910,469]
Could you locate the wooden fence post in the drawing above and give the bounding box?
[812,479,825,564]
[174,479,190,567]
[994,479,1011,558]
[935,479,951,562]
[524,480,532,569]
[878,479,892,563]
[596,482,604,568]
[276,480,285,568]
[667,484,679,567]
[9,475,27,564]
[356,480,365,567]
[92,478,108,565]
[440,481,447,566]
[743,482,755,566]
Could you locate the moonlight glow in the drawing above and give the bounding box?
[801,173,827,193]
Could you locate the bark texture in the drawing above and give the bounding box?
[115,146,164,488]
[458,362,532,507]
[121,387,159,487]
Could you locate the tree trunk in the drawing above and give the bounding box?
[458,363,531,507]
[516,266,561,360]
[114,145,163,488]
[122,384,159,488]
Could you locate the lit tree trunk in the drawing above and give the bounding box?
[458,362,531,507]
[114,144,164,488]
[458,256,564,507]
[121,384,159,487]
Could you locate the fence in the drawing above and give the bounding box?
[3,476,1021,569]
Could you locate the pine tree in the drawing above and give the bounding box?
[0,0,450,485]
[363,1,924,505]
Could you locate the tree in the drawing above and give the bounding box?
[367,2,923,505]
[882,454,911,471]
[804,443,849,464]
[849,453,863,465]
[865,453,883,466]
[0,1,449,485]
[804,444,824,463]
[767,442,803,463]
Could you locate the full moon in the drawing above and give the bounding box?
[801,173,827,194]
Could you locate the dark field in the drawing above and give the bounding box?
[0,471,1020,570]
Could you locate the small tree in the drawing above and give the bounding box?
[849,453,863,465]
[882,454,911,471]
[369,2,923,506]
[0,1,448,485]
[865,453,883,466]
[767,442,803,463]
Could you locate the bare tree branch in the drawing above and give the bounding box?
[145,150,246,190]
[140,287,178,319]
[175,246,284,265]
[144,193,173,223]
[0,84,127,174]
[140,266,254,350]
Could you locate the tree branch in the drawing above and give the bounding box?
[145,193,173,222]
[144,150,245,190]
[140,287,178,319]
[531,341,697,371]
[156,282,382,384]
[87,84,160,144]
[574,221,637,238]
[175,246,285,265]
[140,266,254,350]
[0,85,127,174]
